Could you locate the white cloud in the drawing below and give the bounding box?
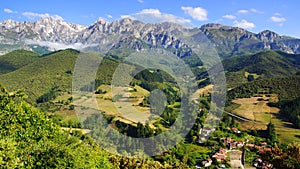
[22,12,63,20]
[4,8,17,14]
[222,14,236,20]
[274,12,281,16]
[271,16,286,22]
[270,13,286,23]
[139,9,161,15]
[233,19,255,29]
[120,15,135,19]
[121,9,191,25]
[25,39,97,51]
[237,9,248,14]
[137,0,144,3]
[250,8,263,14]
[181,6,208,21]
[106,14,113,19]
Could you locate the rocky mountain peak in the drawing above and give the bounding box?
[257,30,280,42]
[96,18,109,25]
[0,19,20,29]
[200,23,223,30]
[119,17,134,24]
[0,18,300,57]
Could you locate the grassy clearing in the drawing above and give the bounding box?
[276,127,300,144]
[73,84,156,125]
[194,84,213,97]
[184,144,211,161]
[229,94,300,144]
[231,95,279,122]
[244,71,260,79]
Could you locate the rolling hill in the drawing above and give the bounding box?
[0,49,79,103]
[0,49,133,103]
[222,51,300,87]
[0,49,40,74]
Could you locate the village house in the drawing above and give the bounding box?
[198,128,216,143]
[231,127,241,133]
[222,137,245,150]
[212,148,227,162]
[201,158,212,167]
[199,136,272,168]
[254,158,273,169]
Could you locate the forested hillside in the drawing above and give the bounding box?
[223,51,300,87]
[0,84,113,168]
[276,97,300,128]
[0,50,39,74]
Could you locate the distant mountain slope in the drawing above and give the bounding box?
[222,51,300,87]
[200,24,300,57]
[227,75,300,103]
[0,17,300,58]
[0,49,39,74]
[0,49,79,102]
[0,49,126,103]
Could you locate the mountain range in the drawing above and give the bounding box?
[1,17,300,57]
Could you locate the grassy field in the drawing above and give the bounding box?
[71,84,160,127]
[229,94,300,144]
[97,85,152,123]
[194,84,213,97]
[231,95,279,122]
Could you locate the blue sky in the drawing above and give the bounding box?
[1,0,300,37]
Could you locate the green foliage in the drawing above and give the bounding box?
[160,107,178,127]
[261,143,300,169]
[60,118,82,128]
[113,120,154,138]
[134,69,180,105]
[277,97,300,128]
[266,121,278,145]
[0,138,18,168]
[0,49,39,74]
[0,50,121,103]
[0,87,59,142]
[223,51,300,87]
[0,49,79,103]
[36,85,59,103]
[136,122,154,138]
[227,75,300,103]
[0,85,113,168]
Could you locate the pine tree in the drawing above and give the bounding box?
[266,121,277,145]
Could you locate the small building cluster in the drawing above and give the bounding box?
[253,158,273,169]
[198,128,216,143]
[223,137,244,150]
[196,135,273,168]
[212,148,227,162]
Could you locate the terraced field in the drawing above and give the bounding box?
[230,94,300,144]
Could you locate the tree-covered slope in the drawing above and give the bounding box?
[0,84,193,168]
[0,49,40,74]
[276,97,300,128]
[223,51,300,87]
[0,85,113,168]
[0,49,79,103]
[227,75,300,103]
[0,48,132,104]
